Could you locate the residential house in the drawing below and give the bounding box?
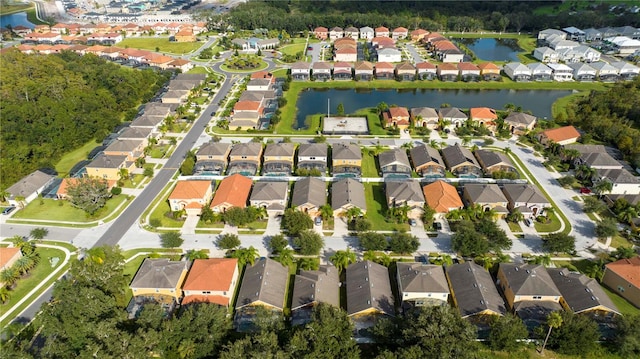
[548,268,620,316]
[462,184,509,218]
[335,47,357,62]
[397,263,449,309]
[446,262,507,319]
[378,149,412,179]
[610,61,639,80]
[56,178,115,200]
[329,27,344,41]
[161,90,189,104]
[182,258,239,307]
[411,107,439,129]
[392,27,408,40]
[438,107,468,129]
[129,258,189,304]
[168,180,213,215]
[441,144,482,178]
[374,26,390,38]
[410,144,446,178]
[605,36,640,54]
[291,177,326,218]
[210,174,253,213]
[85,153,135,181]
[103,139,144,162]
[590,62,619,82]
[565,144,623,170]
[439,48,465,63]
[314,27,328,40]
[246,78,274,92]
[333,62,353,80]
[297,143,328,173]
[602,256,640,308]
[533,47,560,63]
[416,62,437,80]
[249,181,289,215]
[291,62,311,81]
[195,142,231,175]
[569,62,597,81]
[410,29,428,42]
[5,170,56,207]
[536,125,581,146]
[584,28,603,41]
[559,45,601,63]
[503,62,532,81]
[437,63,459,81]
[346,261,395,332]
[504,112,537,135]
[422,181,463,218]
[227,142,263,176]
[332,143,362,177]
[538,29,567,44]
[262,143,295,176]
[527,62,553,81]
[595,168,640,195]
[382,107,411,129]
[0,248,22,284]
[458,62,481,82]
[355,61,374,81]
[563,27,586,42]
[395,62,416,81]
[478,62,502,81]
[118,127,152,144]
[331,178,366,217]
[501,183,550,218]
[344,26,360,40]
[547,63,574,81]
[291,265,340,325]
[469,107,498,133]
[475,149,518,176]
[377,47,402,63]
[312,62,332,81]
[548,37,579,51]
[385,181,425,219]
[234,258,289,329]
[496,264,563,323]
[374,62,395,80]
[359,26,374,40]
[229,112,260,131]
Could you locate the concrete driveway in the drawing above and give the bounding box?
[333,216,349,237]
[263,213,282,236]
[181,214,200,235]
[410,218,428,238]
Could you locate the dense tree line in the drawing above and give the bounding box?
[205,0,640,34]
[0,51,170,188]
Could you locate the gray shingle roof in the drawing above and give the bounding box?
[446,262,507,317]
[119,127,152,140]
[6,170,56,199]
[397,263,449,295]
[441,144,480,169]
[332,143,362,161]
[291,265,340,311]
[230,142,263,157]
[463,184,508,204]
[87,153,128,169]
[298,143,328,158]
[235,258,289,310]
[331,178,366,211]
[499,264,561,297]
[410,144,445,169]
[291,177,326,208]
[196,142,231,157]
[129,258,188,290]
[105,139,143,152]
[504,112,537,127]
[547,268,619,315]
[378,149,411,169]
[501,184,549,205]
[130,115,164,128]
[438,107,467,120]
[411,107,439,119]
[597,168,640,184]
[249,181,288,202]
[386,181,424,204]
[475,149,515,171]
[264,143,295,157]
[346,261,394,316]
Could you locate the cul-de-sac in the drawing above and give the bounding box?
[1,0,639,357]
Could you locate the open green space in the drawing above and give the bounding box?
[149,200,184,228]
[280,42,307,56]
[533,211,562,233]
[361,151,379,178]
[54,140,98,177]
[149,144,171,159]
[187,66,210,74]
[552,91,589,119]
[118,37,202,54]
[11,195,129,223]
[25,7,48,25]
[364,183,409,232]
[0,3,32,15]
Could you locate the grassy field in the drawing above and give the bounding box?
[1,4,32,15]
[118,37,203,54]
[188,66,211,74]
[55,140,98,177]
[280,42,307,56]
[12,195,128,223]
[552,91,589,119]
[533,212,562,233]
[364,183,409,231]
[361,151,379,177]
[601,286,640,316]
[149,199,184,228]
[507,221,523,232]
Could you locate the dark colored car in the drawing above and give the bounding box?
[2,206,16,215]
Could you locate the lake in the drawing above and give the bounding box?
[294,88,572,129]
[0,12,34,29]
[457,38,522,62]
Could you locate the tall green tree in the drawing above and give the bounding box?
[293,230,324,255]
[542,233,576,254]
[283,208,313,236]
[541,311,563,354]
[160,232,184,248]
[388,231,419,254]
[66,177,112,215]
[217,233,241,250]
[329,248,356,271]
[358,231,388,251]
[488,314,528,351]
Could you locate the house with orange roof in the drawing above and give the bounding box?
[392,27,408,40]
[334,47,357,62]
[34,24,50,33]
[168,180,214,215]
[0,247,23,272]
[333,62,353,80]
[17,44,35,54]
[422,181,463,218]
[33,44,53,54]
[167,59,193,72]
[314,26,328,40]
[437,63,459,81]
[375,26,389,38]
[478,62,502,81]
[210,174,253,213]
[51,23,69,34]
[410,29,428,42]
[602,256,640,308]
[84,44,107,56]
[371,36,395,48]
[470,107,498,133]
[182,258,239,307]
[56,178,116,200]
[382,107,411,129]
[536,125,581,146]
[122,23,140,36]
[95,23,112,33]
[375,62,395,80]
[395,61,416,81]
[457,62,481,82]
[175,29,196,42]
[147,55,175,69]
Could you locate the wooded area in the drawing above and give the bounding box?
[0,51,170,188]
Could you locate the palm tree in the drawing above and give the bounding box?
[178,339,196,359]
[297,257,318,270]
[531,254,551,266]
[0,287,11,304]
[85,247,106,264]
[14,256,34,275]
[0,268,19,288]
[593,180,613,197]
[506,209,524,223]
[502,146,512,155]
[344,207,363,223]
[575,165,596,183]
[231,246,260,267]
[330,248,356,271]
[585,260,605,281]
[319,204,333,221]
[617,206,638,225]
[437,118,451,131]
[185,249,209,261]
[29,227,48,241]
[0,189,10,203]
[430,254,453,266]
[274,248,295,267]
[560,148,580,163]
[541,312,563,354]
[446,208,464,221]
[363,250,378,262]
[461,136,471,146]
[429,139,441,149]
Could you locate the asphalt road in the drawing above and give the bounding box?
[93,68,233,248]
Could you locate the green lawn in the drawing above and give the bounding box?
[1,4,32,15]
[55,140,98,177]
[118,38,203,54]
[361,151,379,177]
[364,183,409,231]
[271,68,289,78]
[280,42,307,56]
[533,212,562,233]
[552,91,589,119]
[12,195,128,223]
[149,200,184,228]
[220,60,269,73]
[0,247,68,328]
[149,144,171,159]
[352,108,388,136]
[608,234,633,249]
[507,221,522,232]
[123,253,182,303]
[601,286,640,316]
[188,66,210,74]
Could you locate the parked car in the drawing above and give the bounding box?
[580,187,592,194]
[314,217,322,226]
[2,206,16,215]
[433,222,442,231]
[409,218,417,227]
[524,218,534,227]
[307,46,313,50]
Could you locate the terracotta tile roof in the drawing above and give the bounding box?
[375,26,389,32]
[169,180,212,200]
[388,107,410,118]
[169,59,190,66]
[457,62,480,71]
[234,101,261,112]
[314,27,328,32]
[210,174,252,209]
[355,61,374,70]
[336,47,357,54]
[422,181,463,213]
[334,62,352,70]
[334,37,356,45]
[182,294,230,306]
[375,62,394,70]
[251,71,272,79]
[605,256,640,288]
[411,29,428,36]
[416,62,437,69]
[393,27,408,33]
[470,107,497,120]
[438,63,458,71]
[0,247,21,269]
[478,62,500,70]
[541,126,581,143]
[182,258,238,291]
[57,178,115,197]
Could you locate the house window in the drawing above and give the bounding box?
[533,296,542,300]
[618,286,625,292]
